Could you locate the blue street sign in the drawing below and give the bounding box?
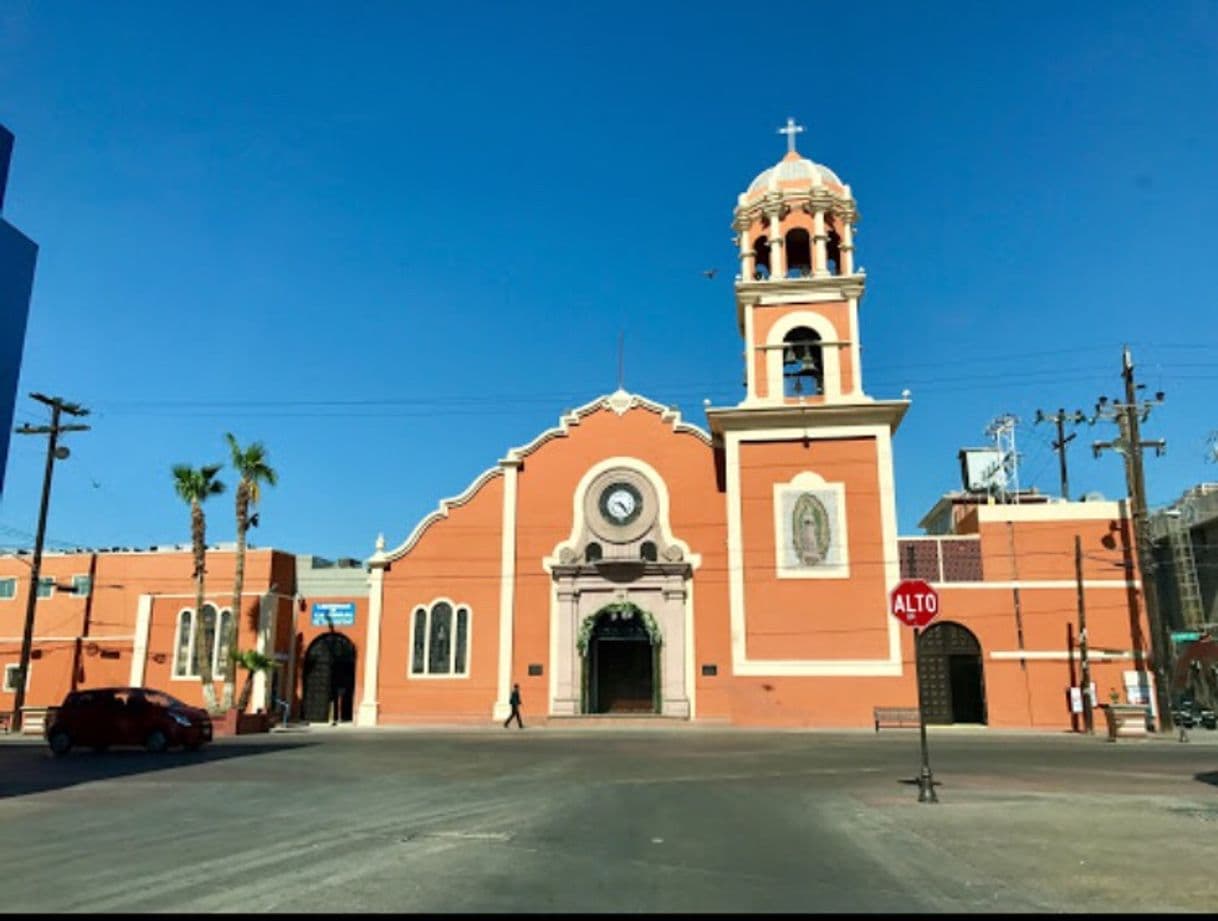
[311,602,356,627]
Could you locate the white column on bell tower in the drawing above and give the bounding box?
[767,206,785,279]
[737,223,754,282]
[840,219,854,275]
[812,208,829,278]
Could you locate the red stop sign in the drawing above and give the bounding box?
[890,579,940,628]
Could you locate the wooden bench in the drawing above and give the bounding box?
[873,706,921,731]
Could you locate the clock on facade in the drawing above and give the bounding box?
[598,481,643,526]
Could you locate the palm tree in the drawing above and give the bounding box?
[172,463,226,713]
[233,649,280,714]
[222,434,278,710]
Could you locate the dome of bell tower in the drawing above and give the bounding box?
[743,150,846,199]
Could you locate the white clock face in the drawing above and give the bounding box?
[606,489,636,521]
[598,481,643,526]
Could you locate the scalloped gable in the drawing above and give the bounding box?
[373,390,710,564]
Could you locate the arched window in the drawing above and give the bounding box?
[785,228,812,278]
[585,542,603,563]
[174,610,193,678]
[429,602,453,674]
[410,601,472,676]
[411,607,426,674]
[173,604,231,679]
[214,609,233,679]
[782,327,824,396]
[640,541,658,562]
[753,236,771,279]
[199,604,218,677]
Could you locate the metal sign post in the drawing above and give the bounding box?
[912,626,938,803]
[890,579,941,804]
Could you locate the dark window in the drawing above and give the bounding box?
[411,608,426,674]
[701,664,718,677]
[640,541,657,562]
[429,602,453,674]
[585,542,603,563]
[528,663,543,676]
[454,608,468,675]
[174,610,193,677]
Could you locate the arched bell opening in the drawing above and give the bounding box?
[826,225,842,276]
[782,326,824,397]
[785,227,812,278]
[753,236,771,280]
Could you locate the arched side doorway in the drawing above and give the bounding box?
[578,604,661,714]
[302,632,357,723]
[917,621,987,725]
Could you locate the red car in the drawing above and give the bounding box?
[45,687,212,755]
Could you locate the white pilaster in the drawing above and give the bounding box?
[840,221,854,275]
[252,593,276,711]
[357,562,386,726]
[768,210,786,278]
[493,461,520,720]
[812,208,829,278]
[129,594,153,687]
[738,227,754,281]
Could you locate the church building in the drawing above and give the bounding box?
[1,127,1154,733]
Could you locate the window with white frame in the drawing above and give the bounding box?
[410,601,470,676]
[71,575,91,597]
[36,577,54,598]
[172,604,232,678]
[0,578,15,601]
[3,663,25,692]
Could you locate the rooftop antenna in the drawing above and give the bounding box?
[984,414,1021,503]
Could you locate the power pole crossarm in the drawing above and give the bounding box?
[9,394,90,732]
[1035,408,1085,500]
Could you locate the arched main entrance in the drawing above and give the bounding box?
[917,621,987,725]
[579,604,661,714]
[302,632,357,723]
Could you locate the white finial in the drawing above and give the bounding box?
[375,532,385,553]
[778,117,804,155]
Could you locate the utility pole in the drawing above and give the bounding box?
[1091,347,1171,732]
[9,393,89,732]
[1074,534,1094,734]
[1035,408,1086,500]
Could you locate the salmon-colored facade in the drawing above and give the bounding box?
[0,137,1155,733]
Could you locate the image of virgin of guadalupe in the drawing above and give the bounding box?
[791,492,832,566]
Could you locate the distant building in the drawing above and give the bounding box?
[0,125,38,496]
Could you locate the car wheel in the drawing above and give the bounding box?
[48,729,72,756]
[144,729,169,753]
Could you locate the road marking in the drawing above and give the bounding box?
[424,831,512,841]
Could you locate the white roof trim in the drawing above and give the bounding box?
[375,391,711,565]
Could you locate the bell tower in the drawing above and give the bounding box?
[706,121,909,688]
[732,118,867,406]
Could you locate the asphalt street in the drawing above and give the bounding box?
[1,726,1216,913]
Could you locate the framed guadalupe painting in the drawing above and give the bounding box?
[773,475,849,578]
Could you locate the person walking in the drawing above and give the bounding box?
[504,683,524,729]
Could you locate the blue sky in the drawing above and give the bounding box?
[1,1,1217,559]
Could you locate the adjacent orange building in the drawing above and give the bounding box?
[0,130,1154,732]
